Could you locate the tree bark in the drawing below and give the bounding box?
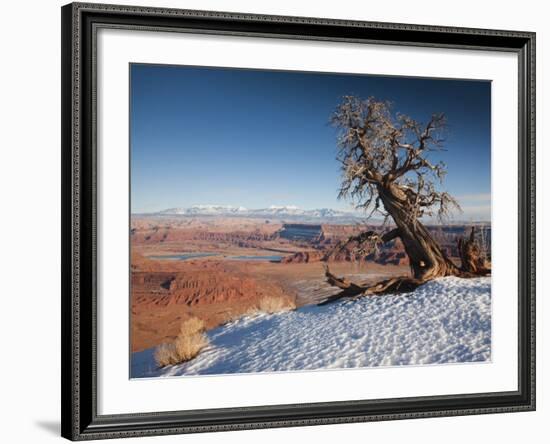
[377,183,459,281]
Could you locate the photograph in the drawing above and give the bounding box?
[129,64,493,379]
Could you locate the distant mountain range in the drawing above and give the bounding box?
[145,205,366,223]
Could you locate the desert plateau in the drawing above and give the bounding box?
[130,209,490,377]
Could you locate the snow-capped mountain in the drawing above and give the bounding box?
[152,205,364,223]
[159,205,249,216]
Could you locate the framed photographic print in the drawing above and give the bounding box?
[61,2,536,440]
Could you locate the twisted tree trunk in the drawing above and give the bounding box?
[377,184,459,280]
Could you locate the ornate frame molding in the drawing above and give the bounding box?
[61,2,535,440]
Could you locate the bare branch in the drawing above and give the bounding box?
[330,97,457,222]
[325,228,401,260]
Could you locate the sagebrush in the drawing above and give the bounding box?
[254,296,296,314]
[154,317,208,367]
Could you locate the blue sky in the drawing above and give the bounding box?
[130,64,491,221]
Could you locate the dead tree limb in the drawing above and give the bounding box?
[458,227,491,275]
[319,265,423,305]
[325,228,401,260]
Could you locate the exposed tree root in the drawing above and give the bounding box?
[319,265,424,305]
[320,244,491,306]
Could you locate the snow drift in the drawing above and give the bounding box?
[131,276,491,378]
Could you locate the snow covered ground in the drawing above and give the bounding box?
[131,276,491,378]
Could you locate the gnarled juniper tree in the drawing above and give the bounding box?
[321,96,490,303]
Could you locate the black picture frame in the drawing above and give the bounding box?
[61,2,536,440]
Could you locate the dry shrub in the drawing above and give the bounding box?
[255,296,296,314]
[154,317,209,368]
[179,317,205,336]
[154,343,179,367]
[174,332,208,362]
